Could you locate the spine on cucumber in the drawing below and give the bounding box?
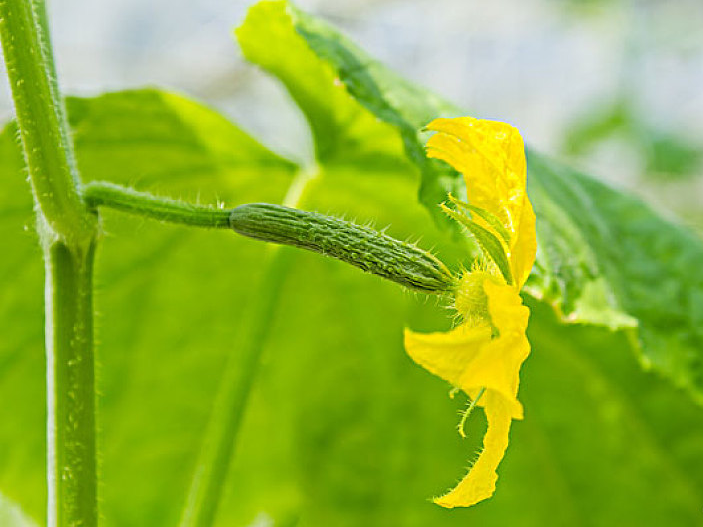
[229,203,456,294]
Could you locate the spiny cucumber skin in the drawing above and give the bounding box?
[230,204,456,294]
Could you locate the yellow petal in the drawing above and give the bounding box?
[425,116,536,287]
[405,281,530,417]
[439,282,530,507]
[404,324,493,389]
[434,390,513,508]
[509,198,536,288]
[449,281,529,420]
[403,280,532,508]
[461,280,530,418]
[425,117,525,234]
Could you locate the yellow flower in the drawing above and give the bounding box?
[404,117,536,508]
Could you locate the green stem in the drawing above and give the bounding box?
[46,239,98,526]
[179,247,293,527]
[85,181,455,293]
[0,1,98,525]
[86,179,455,292]
[0,0,94,243]
[457,387,485,439]
[84,181,231,228]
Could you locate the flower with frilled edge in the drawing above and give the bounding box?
[404,117,536,508]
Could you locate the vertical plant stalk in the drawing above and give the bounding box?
[0,0,99,525]
[0,0,93,241]
[179,169,316,527]
[46,240,98,526]
[179,247,293,527]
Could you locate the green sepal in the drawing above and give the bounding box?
[447,194,512,247]
[441,204,513,285]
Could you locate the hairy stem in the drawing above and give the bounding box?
[0,0,94,242]
[85,182,455,294]
[84,181,231,228]
[46,239,98,526]
[0,0,98,525]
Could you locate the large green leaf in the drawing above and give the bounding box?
[3,88,703,526]
[237,0,464,223]
[246,0,703,404]
[527,153,703,401]
[0,88,297,525]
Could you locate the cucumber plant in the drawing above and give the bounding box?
[1,1,702,526]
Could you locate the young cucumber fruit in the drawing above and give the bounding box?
[230,203,456,294]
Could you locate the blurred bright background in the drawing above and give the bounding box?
[1,0,701,229]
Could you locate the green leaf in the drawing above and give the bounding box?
[0,492,37,527]
[527,152,703,403]
[66,88,298,187]
[236,0,464,224]
[262,0,703,404]
[235,0,404,168]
